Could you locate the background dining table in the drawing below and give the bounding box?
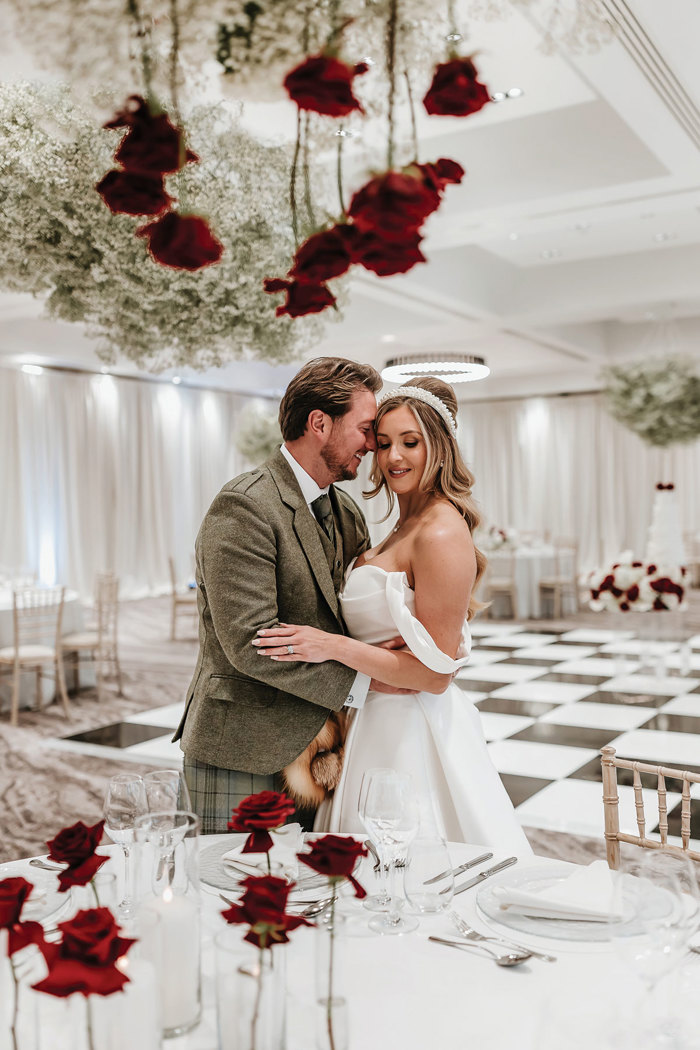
[6,836,699,1050]
[487,545,578,620]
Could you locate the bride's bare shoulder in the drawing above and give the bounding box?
[413,502,473,556]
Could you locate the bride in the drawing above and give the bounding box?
[256,377,531,854]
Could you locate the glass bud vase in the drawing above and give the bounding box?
[134,810,201,1038]
[314,912,348,1050]
[215,928,286,1050]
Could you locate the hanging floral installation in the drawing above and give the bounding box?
[235,402,283,465]
[602,357,700,448]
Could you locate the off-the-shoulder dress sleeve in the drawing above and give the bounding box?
[383,571,471,674]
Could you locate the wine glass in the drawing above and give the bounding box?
[143,769,192,813]
[363,771,419,935]
[103,773,148,919]
[403,836,455,913]
[609,848,699,1045]
[358,767,395,913]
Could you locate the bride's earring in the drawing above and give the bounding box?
[439,461,444,468]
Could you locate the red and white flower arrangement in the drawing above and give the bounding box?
[584,551,688,613]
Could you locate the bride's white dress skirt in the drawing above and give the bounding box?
[315,563,532,855]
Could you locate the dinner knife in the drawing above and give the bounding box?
[424,852,493,886]
[452,856,518,895]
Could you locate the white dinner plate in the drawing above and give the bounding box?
[199,836,328,897]
[0,861,73,927]
[476,863,675,943]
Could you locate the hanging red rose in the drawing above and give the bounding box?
[33,908,136,998]
[47,820,108,893]
[353,229,426,276]
[415,158,466,195]
[0,877,46,955]
[348,170,440,238]
[95,170,174,216]
[104,95,198,176]
[136,212,224,270]
[228,791,296,854]
[284,54,369,117]
[297,834,367,898]
[423,56,491,117]
[289,225,360,285]
[264,277,336,317]
[221,875,312,948]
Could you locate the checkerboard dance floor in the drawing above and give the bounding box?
[53,624,700,846]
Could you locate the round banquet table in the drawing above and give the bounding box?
[487,545,578,620]
[6,837,698,1050]
[0,587,91,711]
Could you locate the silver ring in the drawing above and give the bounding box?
[286,644,294,655]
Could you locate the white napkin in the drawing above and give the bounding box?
[222,823,303,877]
[492,861,624,922]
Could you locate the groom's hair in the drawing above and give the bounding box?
[279,357,382,441]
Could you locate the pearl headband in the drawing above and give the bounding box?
[377,386,458,440]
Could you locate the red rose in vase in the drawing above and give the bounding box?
[96,169,174,216]
[34,908,136,998]
[221,875,311,947]
[289,225,359,285]
[352,229,426,276]
[0,877,46,955]
[298,834,367,898]
[105,95,197,176]
[228,790,296,853]
[423,56,491,117]
[47,820,107,893]
[136,212,224,270]
[263,277,336,318]
[284,54,369,117]
[348,170,440,238]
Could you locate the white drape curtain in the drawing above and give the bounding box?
[0,367,269,598]
[3,370,700,599]
[345,392,700,573]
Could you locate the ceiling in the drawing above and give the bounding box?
[1,0,700,401]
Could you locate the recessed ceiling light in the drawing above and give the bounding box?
[100,366,110,374]
[653,232,674,242]
[382,353,490,384]
[506,87,524,98]
[540,248,561,260]
[380,334,396,344]
[172,376,182,385]
[508,232,519,241]
[490,91,507,103]
[21,364,43,375]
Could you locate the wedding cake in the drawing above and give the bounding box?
[645,484,686,569]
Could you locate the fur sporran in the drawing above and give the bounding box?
[281,710,349,807]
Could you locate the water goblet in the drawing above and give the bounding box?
[363,772,419,935]
[403,836,455,913]
[103,773,148,919]
[143,769,192,813]
[358,767,395,913]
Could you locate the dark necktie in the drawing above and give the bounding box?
[311,493,335,544]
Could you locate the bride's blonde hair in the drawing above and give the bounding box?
[365,376,486,620]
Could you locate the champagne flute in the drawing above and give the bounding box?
[363,772,419,935]
[143,769,192,813]
[358,767,395,913]
[103,773,148,919]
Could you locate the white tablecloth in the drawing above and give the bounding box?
[7,838,693,1050]
[0,588,88,711]
[487,546,577,619]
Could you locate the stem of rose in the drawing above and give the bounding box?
[326,885,339,1050]
[385,0,398,170]
[10,957,19,1050]
[250,942,266,1050]
[91,877,100,908]
[86,998,96,1050]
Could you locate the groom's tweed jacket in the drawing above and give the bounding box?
[174,449,370,774]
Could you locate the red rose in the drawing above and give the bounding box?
[619,601,629,611]
[283,54,368,117]
[96,170,173,216]
[263,277,336,318]
[136,212,224,270]
[297,835,367,898]
[627,585,640,601]
[348,170,440,237]
[33,908,136,999]
[415,158,465,195]
[47,821,107,893]
[105,95,197,176]
[352,229,426,276]
[289,225,358,285]
[653,596,666,610]
[647,564,657,574]
[0,878,46,955]
[221,875,311,948]
[631,561,643,568]
[228,791,296,854]
[423,56,490,117]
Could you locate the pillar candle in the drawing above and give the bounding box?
[145,888,200,1034]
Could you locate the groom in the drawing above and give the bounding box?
[174,356,385,832]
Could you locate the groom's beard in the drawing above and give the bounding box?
[320,442,359,483]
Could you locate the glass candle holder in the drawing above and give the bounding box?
[215,927,286,1050]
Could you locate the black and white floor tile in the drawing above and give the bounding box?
[49,624,700,846]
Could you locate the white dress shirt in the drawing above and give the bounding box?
[280,443,369,710]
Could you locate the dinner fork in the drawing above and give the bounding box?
[449,912,557,963]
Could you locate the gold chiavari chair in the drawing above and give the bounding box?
[601,746,700,870]
[483,551,519,620]
[61,572,123,701]
[0,586,71,726]
[169,556,198,641]
[538,537,580,619]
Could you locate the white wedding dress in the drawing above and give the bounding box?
[315,562,532,854]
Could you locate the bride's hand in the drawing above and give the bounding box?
[252,624,332,663]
